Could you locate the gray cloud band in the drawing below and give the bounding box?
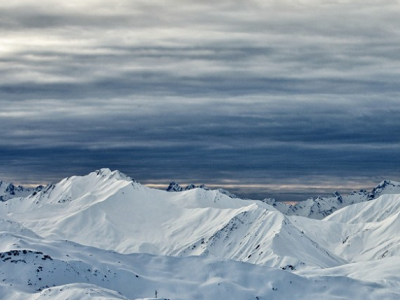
[1,0,400,200]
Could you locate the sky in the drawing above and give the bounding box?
[1,0,400,201]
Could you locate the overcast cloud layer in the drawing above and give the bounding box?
[1,0,400,201]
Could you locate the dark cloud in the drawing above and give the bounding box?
[2,97,400,201]
[1,138,398,201]
[1,0,400,200]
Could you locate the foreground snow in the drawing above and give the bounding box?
[1,169,400,299]
[0,230,397,300]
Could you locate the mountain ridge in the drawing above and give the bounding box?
[0,169,343,269]
[2,169,400,299]
[0,180,43,202]
[3,170,400,220]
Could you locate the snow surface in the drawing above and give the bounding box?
[0,180,42,202]
[1,168,400,299]
[264,180,400,219]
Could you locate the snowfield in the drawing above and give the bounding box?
[1,168,400,299]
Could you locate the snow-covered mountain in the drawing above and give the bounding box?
[167,181,238,198]
[166,181,209,192]
[0,180,42,202]
[0,224,387,300]
[265,180,400,219]
[0,169,342,269]
[2,169,400,299]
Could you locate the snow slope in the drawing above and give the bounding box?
[326,193,400,224]
[2,169,400,299]
[266,180,400,219]
[288,192,400,264]
[0,169,343,270]
[0,222,397,300]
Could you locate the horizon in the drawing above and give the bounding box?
[3,168,393,202]
[2,1,400,202]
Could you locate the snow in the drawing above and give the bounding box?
[267,180,400,219]
[1,169,400,299]
[0,180,41,202]
[0,170,341,268]
[0,232,394,300]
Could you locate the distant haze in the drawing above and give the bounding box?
[1,0,400,202]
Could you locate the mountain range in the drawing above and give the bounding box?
[1,169,400,299]
[0,180,43,202]
[166,178,400,219]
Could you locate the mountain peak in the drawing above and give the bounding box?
[96,168,113,175]
[216,188,237,199]
[166,182,183,192]
[166,182,211,193]
[0,180,39,202]
[93,168,133,182]
[370,179,400,199]
[375,179,400,189]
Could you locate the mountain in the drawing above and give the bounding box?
[166,181,238,198]
[288,192,400,282]
[0,168,342,269]
[166,182,210,192]
[265,180,400,219]
[0,180,42,202]
[0,221,387,300]
[2,169,400,299]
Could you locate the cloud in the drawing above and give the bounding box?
[1,0,400,200]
